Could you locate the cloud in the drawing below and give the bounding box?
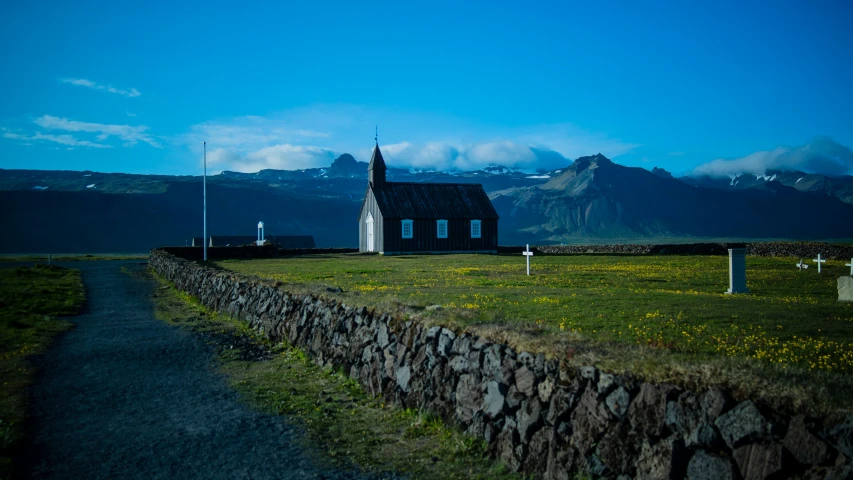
[362,140,576,172]
[185,116,331,152]
[205,148,242,167]
[516,125,640,163]
[2,132,27,141]
[467,141,537,168]
[32,133,112,148]
[60,77,141,97]
[377,142,458,171]
[183,105,639,173]
[205,139,573,174]
[692,137,853,177]
[2,130,111,148]
[205,145,338,172]
[34,115,159,147]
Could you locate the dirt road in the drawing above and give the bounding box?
[17,261,376,479]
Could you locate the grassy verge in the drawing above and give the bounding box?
[0,254,148,262]
[148,269,518,480]
[214,253,853,415]
[0,265,85,477]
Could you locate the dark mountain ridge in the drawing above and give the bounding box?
[492,154,853,243]
[681,170,853,205]
[2,153,852,253]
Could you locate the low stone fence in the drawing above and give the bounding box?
[149,249,852,479]
[497,244,732,256]
[745,242,853,261]
[157,245,359,261]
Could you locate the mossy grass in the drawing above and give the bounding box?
[215,253,853,415]
[148,270,519,480]
[0,264,85,477]
[0,254,148,262]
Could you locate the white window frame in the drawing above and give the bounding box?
[402,219,413,239]
[471,220,481,238]
[437,219,448,239]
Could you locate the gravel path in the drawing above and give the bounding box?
[17,261,374,479]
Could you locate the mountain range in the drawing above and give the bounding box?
[2,153,852,253]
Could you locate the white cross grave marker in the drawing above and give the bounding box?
[846,258,853,276]
[523,244,534,276]
[813,253,826,274]
[796,259,809,271]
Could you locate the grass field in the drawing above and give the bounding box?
[0,254,148,262]
[0,265,85,476]
[216,253,853,414]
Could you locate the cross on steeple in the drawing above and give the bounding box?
[375,125,378,145]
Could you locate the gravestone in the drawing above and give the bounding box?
[846,258,853,276]
[796,259,809,271]
[839,277,853,302]
[522,244,534,276]
[726,248,748,294]
[813,254,826,274]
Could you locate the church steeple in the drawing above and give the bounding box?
[368,141,386,189]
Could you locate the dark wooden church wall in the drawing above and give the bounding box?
[381,218,497,253]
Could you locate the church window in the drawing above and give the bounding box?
[471,220,481,238]
[437,220,448,239]
[402,219,413,239]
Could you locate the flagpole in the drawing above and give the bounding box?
[203,141,207,263]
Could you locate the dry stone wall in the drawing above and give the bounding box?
[149,249,853,479]
[159,245,359,261]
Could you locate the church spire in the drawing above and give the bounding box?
[368,140,386,189]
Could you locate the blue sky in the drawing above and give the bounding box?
[1,0,852,176]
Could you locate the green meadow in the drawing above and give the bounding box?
[0,265,85,475]
[217,253,853,414]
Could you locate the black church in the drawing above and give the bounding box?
[357,142,499,254]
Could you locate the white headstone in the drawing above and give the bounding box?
[523,244,534,276]
[813,253,826,274]
[726,248,748,294]
[839,276,853,302]
[846,258,853,276]
[796,259,809,271]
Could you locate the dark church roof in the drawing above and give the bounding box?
[370,182,499,219]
